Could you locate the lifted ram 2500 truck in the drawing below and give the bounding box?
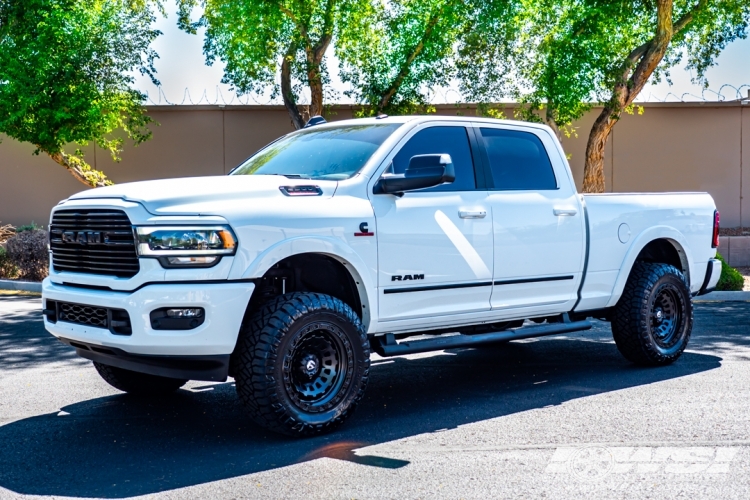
[42,115,722,436]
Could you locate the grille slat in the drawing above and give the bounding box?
[50,209,140,278]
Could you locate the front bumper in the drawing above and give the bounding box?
[42,278,255,358]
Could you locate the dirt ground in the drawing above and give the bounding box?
[738,267,750,291]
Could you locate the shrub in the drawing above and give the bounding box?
[4,229,49,281]
[715,253,744,291]
[0,246,19,279]
[16,222,43,233]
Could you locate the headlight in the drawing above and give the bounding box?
[135,226,237,261]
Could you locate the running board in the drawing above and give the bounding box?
[371,319,592,357]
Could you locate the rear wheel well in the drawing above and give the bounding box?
[246,253,363,322]
[634,238,688,282]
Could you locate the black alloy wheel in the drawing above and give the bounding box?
[285,323,350,412]
[649,283,683,349]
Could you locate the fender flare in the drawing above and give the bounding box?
[239,236,376,330]
[605,226,694,308]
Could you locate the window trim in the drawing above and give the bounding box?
[473,125,560,192]
[371,123,489,194]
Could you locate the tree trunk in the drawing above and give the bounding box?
[44,148,111,188]
[582,108,618,193]
[305,34,332,119]
[281,43,305,130]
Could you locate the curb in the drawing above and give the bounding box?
[0,279,42,293]
[694,291,750,302]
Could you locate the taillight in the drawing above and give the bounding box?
[712,210,720,248]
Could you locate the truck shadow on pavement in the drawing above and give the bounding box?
[0,303,741,498]
[0,296,85,371]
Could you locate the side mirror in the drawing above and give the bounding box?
[374,154,455,195]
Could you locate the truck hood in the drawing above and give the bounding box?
[67,175,338,215]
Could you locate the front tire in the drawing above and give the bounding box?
[233,292,370,437]
[93,362,187,395]
[611,262,693,366]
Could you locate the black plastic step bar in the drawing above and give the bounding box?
[372,317,592,357]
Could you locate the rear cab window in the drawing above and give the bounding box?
[478,128,557,190]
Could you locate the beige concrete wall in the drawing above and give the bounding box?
[0,102,747,227]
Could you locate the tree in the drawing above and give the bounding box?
[339,0,513,116]
[582,0,750,192]
[0,0,161,188]
[459,0,750,192]
[178,0,376,129]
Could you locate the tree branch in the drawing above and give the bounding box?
[674,0,709,34]
[41,147,113,188]
[378,9,443,112]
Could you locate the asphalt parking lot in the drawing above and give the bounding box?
[1,295,749,499]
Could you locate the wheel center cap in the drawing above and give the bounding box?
[654,308,663,322]
[300,354,319,377]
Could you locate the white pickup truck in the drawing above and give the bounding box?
[42,115,722,436]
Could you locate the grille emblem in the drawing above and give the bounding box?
[62,231,105,245]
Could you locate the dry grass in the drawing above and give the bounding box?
[0,224,15,244]
[0,289,41,297]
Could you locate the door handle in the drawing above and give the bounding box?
[553,208,577,216]
[459,210,487,219]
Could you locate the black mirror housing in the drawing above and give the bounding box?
[374,154,455,195]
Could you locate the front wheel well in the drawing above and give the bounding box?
[246,253,364,322]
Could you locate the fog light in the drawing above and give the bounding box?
[150,307,206,330]
[166,308,203,318]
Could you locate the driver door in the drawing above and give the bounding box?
[371,124,493,322]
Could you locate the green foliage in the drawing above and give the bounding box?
[458,0,750,137]
[178,0,375,127]
[715,253,745,292]
[15,222,43,233]
[338,0,465,115]
[0,0,162,187]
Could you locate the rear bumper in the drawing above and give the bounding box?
[42,278,255,357]
[697,259,722,296]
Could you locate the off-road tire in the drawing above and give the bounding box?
[233,292,370,437]
[611,262,693,366]
[93,362,188,395]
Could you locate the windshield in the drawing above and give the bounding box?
[230,124,401,180]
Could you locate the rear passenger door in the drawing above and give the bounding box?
[476,124,585,314]
[371,123,493,322]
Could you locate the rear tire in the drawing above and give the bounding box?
[93,362,187,395]
[611,262,693,366]
[233,292,370,437]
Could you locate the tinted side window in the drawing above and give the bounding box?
[479,128,557,190]
[392,126,476,191]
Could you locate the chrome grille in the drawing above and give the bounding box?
[49,209,140,278]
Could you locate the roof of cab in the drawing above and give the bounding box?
[307,114,554,133]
